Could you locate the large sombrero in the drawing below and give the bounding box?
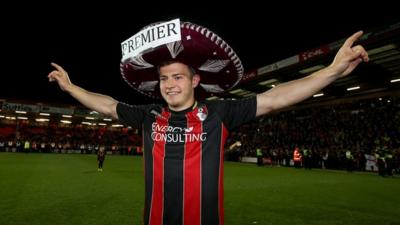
[120,18,243,99]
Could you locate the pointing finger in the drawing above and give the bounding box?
[51,62,66,74]
[343,31,363,48]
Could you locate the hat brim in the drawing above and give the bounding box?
[120,21,243,99]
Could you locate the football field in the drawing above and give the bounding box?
[0,153,399,225]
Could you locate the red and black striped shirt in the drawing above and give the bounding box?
[117,97,256,225]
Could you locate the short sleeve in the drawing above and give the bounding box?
[210,96,257,131]
[116,102,147,129]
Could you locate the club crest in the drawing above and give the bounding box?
[196,108,207,121]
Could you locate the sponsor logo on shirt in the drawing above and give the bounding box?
[151,122,207,143]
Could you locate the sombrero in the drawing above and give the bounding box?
[120,18,243,99]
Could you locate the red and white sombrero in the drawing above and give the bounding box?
[120,18,243,99]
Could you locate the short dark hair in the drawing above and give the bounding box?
[157,60,196,77]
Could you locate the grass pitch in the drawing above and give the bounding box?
[0,153,399,225]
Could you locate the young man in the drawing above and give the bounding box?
[48,20,368,225]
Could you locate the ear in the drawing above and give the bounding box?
[192,74,200,88]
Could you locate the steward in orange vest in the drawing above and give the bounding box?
[293,147,302,168]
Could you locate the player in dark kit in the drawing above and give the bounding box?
[97,147,105,171]
[48,19,368,225]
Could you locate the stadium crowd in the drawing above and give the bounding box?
[0,123,142,155]
[225,96,400,174]
[1,96,399,174]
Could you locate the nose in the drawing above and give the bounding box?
[163,77,175,89]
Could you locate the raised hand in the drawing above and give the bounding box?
[48,62,73,92]
[330,31,369,78]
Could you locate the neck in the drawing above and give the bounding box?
[168,100,197,112]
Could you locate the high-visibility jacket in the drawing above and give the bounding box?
[256,148,263,156]
[346,150,353,159]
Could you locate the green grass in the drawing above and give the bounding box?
[0,153,399,225]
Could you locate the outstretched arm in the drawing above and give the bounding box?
[256,31,369,117]
[48,63,119,120]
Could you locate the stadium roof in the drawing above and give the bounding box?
[221,22,400,107]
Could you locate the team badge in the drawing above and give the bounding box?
[196,108,207,121]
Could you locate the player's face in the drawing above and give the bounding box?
[159,62,200,111]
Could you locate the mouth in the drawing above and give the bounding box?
[166,91,180,96]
